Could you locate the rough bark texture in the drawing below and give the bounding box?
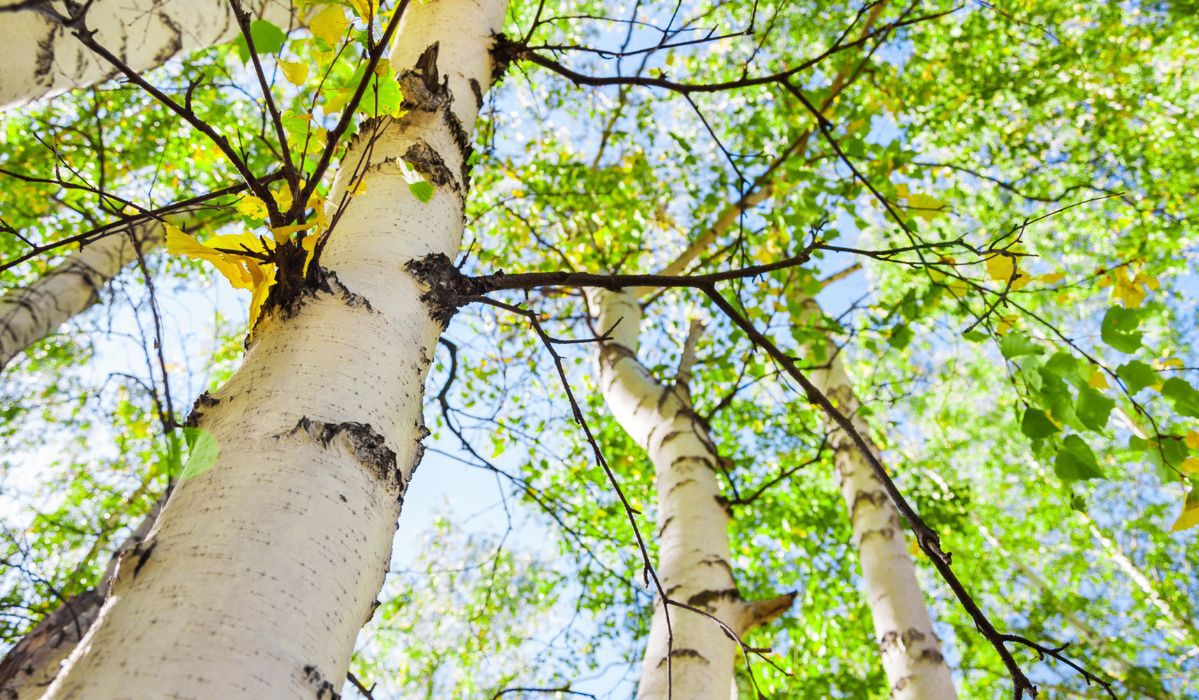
[0,503,161,699]
[593,290,793,700]
[0,221,162,371]
[0,0,298,111]
[42,1,506,697]
[805,298,957,700]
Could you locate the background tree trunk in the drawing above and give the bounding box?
[0,220,163,370]
[593,290,793,700]
[0,502,161,700]
[0,0,298,111]
[805,298,958,700]
[42,1,506,696]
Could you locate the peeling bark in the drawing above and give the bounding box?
[0,0,299,111]
[41,1,507,696]
[592,290,794,699]
[805,299,958,700]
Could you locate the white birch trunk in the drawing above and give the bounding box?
[805,299,957,700]
[593,290,793,700]
[42,1,506,696]
[0,0,298,111]
[0,221,161,371]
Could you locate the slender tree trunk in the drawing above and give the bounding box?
[0,0,298,111]
[43,1,506,696]
[0,221,163,371]
[805,298,957,700]
[593,290,794,700]
[0,502,161,700]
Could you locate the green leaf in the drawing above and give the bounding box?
[1054,434,1104,482]
[888,323,913,349]
[1075,386,1115,432]
[250,20,287,54]
[1000,332,1042,359]
[1100,306,1142,353]
[1116,360,1158,394]
[1162,377,1199,418]
[232,20,287,63]
[179,428,220,480]
[1042,351,1082,382]
[1021,407,1059,440]
[409,180,435,203]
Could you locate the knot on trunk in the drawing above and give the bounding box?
[489,32,521,84]
[399,43,447,112]
[405,253,494,327]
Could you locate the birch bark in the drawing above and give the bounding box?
[0,221,162,371]
[0,0,298,111]
[42,1,506,697]
[593,290,793,700]
[804,298,958,700]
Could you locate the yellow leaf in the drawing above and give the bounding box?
[907,193,944,221]
[279,60,309,86]
[947,278,969,299]
[1170,490,1199,532]
[1039,271,1066,285]
[234,195,268,220]
[1112,268,1148,308]
[985,254,1014,282]
[310,5,348,46]
[347,0,376,20]
[165,225,254,288]
[1181,457,1199,475]
[1186,431,1199,450]
[1135,272,1160,290]
[1088,371,1109,389]
[273,185,294,212]
[248,267,276,331]
[269,221,318,242]
[300,232,319,276]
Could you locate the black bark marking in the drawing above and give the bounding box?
[130,540,156,579]
[255,265,374,339]
[33,26,57,88]
[185,392,220,427]
[398,43,447,112]
[489,32,519,84]
[301,665,341,700]
[469,77,484,109]
[405,253,489,327]
[402,142,456,189]
[291,418,405,496]
[686,587,739,611]
[850,488,889,515]
[153,9,184,65]
[656,648,708,667]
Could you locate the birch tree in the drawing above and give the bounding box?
[2,1,1199,699]
[0,0,300,111]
